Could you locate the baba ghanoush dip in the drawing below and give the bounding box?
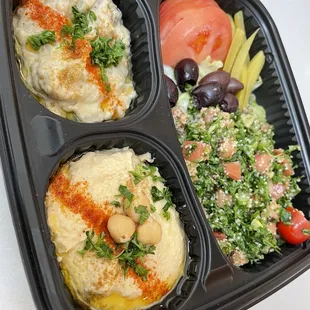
[45,148,186,309]
[13,0,137,122]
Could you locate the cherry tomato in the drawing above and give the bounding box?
[160,0,232,66]
[277,206,310,245]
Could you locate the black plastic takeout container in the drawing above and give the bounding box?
[1,0,310,309]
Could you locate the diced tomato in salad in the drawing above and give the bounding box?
[223,162,241,181]
[269,182,287,200]
[183,141,210,162]
[255,154,272,173]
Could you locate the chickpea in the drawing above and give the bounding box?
[125,195,150,223]
[137,218,162,245]
[107,214,136,244]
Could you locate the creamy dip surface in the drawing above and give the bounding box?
[13,0,137,122]
[45,148,186,310]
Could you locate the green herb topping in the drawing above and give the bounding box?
[27,30,56,51]
[78,230,114,259]
[118,233,156,281]
[151,186,174,220]
[119,185,134,209]
[61,6,94,48]
[88,10,97,22]
[110,200,121,207]
[134,205,150,225]
[79,231,156,281]
[130,163,165,185]
[90,36,126,91]
[150,204,156,213]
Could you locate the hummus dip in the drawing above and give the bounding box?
[46,148,186,309]
[13,0,137,122]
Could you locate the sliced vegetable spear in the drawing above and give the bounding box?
[226,14,236,37]
[231,28,260,80]
[234,11,246,33]
[237,66,248,110]
[234,10,250,65]
[223,28,245,73]
[242,51,266,109]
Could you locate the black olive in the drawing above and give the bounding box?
[199,71,231,91]
[192,82,225,110]
[164,75,179,107]
[219,93,239,113]
[226,78,244,94]
[175,58,199,92]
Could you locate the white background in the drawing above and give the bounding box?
[0,0,309,309]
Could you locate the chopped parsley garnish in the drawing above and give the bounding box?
[60,6,125,91]
[151,186,174,220]
[134,205,150,225]
[79,231,155,281]
[61,6,93,48]
[88,10,97,22]
[78,230,114,259]
[119,185,134,209]
[118,233,156,281]
[150,204,156,213]
[162,210,171,221]
[151,186,163,202]
[90,36,126,90]
[110,200,121,207]
[27,30,56,51]
[130,163,165,185]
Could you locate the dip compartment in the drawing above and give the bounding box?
[7,0,159,124]
[2,132,208,310]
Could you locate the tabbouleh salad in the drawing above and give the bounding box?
[173,99,300,265]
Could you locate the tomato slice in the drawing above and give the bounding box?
[160,5,232,66]
[224,162,241,181]
[160,0,218,44]
[160,0,218,20]
[183,141,210,162]
[255,154,272,173]
[277,206,310,245]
